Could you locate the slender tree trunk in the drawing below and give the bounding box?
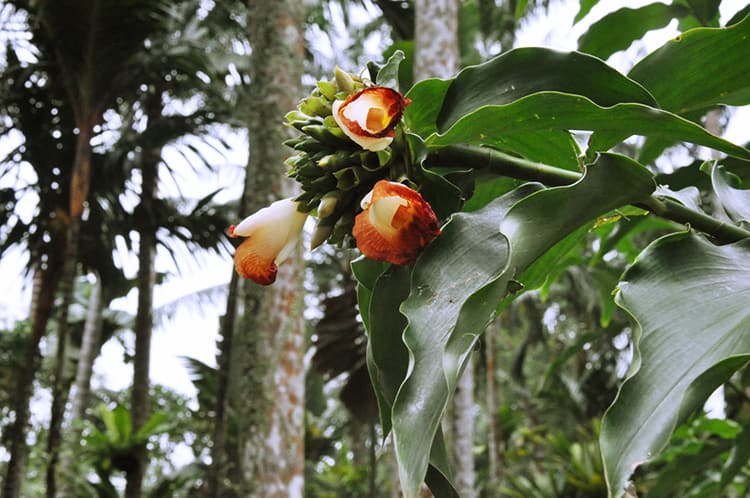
[2,258,62,498]
[125,89,161,498]
[414,0,460,83]
[9,120,91,498]
[44,227,80,498]
[231,1,305,496]
[203,271,240,497]
[450,358,477,498]
[499,0,518,53]
[484,317,501,495]
[57,276,104,497]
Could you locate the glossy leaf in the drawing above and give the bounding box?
[712,164,750,224]
[628,13,750,114]
[578,3,687,60]
[406,82,581,175]
[366,265,410,435]
[376,49,406,90]
[436,47,656,131]
[391,153,655,498]
[404,78,452,137]
[391,184,532,498]
[426,92,750,160]
[686,0,721,25]
[601,233,750,497]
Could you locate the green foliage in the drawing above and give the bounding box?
[601,232,750,496]
[578,3,689,60]
[346,9,750,498]
[83,403,173,475]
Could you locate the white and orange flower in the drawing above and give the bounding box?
[352,180,441,265]
[332,87,411,151]
[228,198,307,285]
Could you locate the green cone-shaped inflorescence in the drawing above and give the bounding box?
[283,54,412,249]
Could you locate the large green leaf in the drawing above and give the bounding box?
[578,3,687,60]
[406,78,580,169]
[426,92,750,160]
[436,47,656,131]
[391,184,534,498]
[359,263,460,498]
[366,265,411,435]
[601,232,750,497]
[391,153,655,498]
[628,12,750,114]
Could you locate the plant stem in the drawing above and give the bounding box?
[426,144,750,244]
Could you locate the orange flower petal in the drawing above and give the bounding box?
[230,198,308,285]
[234,236,278,285]
[332,87,411,151]
[353,181,441,265]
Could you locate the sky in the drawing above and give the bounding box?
[2,0,749,416]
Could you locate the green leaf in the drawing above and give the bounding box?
[366,265,411,435]
[601,232,750,497]
[426,92,750,160]
[391,153,655,498]
[135,411,171,441]
[351,256,388,331]
[352,256,393,435]
[437,47,656,131]
[721,418,750,489]
[685,0,721,25]
[712,164,750,224]
[376,49,406,90]
[578,3,687,60]
[728,4,750,26]
[628,13,750,114]
[575,0,601,23]
[515,0,529,20]
[392,184,537,498]
[404,78,452,137]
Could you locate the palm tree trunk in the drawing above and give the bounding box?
[231,1,305,496]
[57,276,104,498]
[125,90,161,498]
[2,260,61,498]
[414,0,460,83]
[485,318,501,494]
[450,358,477,498]
[203,271,240,497]
[45,123,92,498]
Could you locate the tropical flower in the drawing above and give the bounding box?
[352,180,441,265]
[332,87,411,151]
[228,198,307,285]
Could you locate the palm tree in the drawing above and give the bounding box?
[0,2,243,496]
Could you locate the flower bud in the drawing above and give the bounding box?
[335,66,355,94]
[317,192,340,218]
